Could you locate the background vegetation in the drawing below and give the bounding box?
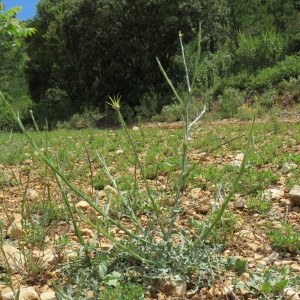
[0,0,300,127]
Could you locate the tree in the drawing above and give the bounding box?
[25,0,230,120]
[0,4,36,47]
[0,3,36,128]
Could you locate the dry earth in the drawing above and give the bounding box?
[0,114,300,299]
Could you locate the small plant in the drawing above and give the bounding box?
[247,194,272,215]
[233,266,290,299]
[237,104,257,121]
[267,222,300,254]
[56,107,100,129]
[217,88,245,118]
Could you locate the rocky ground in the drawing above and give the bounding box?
[0,114,300,299]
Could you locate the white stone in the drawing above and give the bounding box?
[7,220,25,238]
[75,201,90,210]
[40,291,56,300]
[132,126,139,130]
[1,243,25,271]
[25,189,39,200]
[280,163,297,174]
[2,287,39,300]
[283,287,300,300]
[190,188,202,199]
[235,153,245,161]
[116,149,124,155]
[262,189,284,200]
[288,185,300,206]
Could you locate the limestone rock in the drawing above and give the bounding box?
[25,189,39,200]
[283,287,300,300]
[190,188,203,199]
[40,291,56,300]
[75,201,90,210]
[280,163,297,174]
[7,219,25,238]
[104,185,118,194]
[288,185,300,206]
[262,188,284,200]
[2,287,39,300]
[1,243,25,271]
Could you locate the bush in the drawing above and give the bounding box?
[250,54,300,91]
[195,49,233,91]
[153,103,182,123]
[217,88,245,118]
[134,92,162,120]
[235,29,286,73]
[0,93,33,130]
[56,107,100,129]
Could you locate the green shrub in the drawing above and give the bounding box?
[196,49,233,91]
[217,88,245,118]
[134,92,161,120]
[0,93,33,130]
[250,54,300,91]
[267,222,300,254]
[235,29,286,73]
[153,103,182,122]
[56,107,100,129]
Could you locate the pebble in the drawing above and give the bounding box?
[2,287,39,300]
[290,263,300,272]
[288,185,300,206]
[40,291,56,300]
[268,252,280,261]
[25,189,39,200]
[190,188,203,199]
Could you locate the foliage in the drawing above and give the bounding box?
[0,4,36,128]
[233,266,290,299]
[235,29,286,73]
[25,0,230,116]
[56,107,100,129]
[0,5,36,47]
[249,54,300,91]
[217,88,245,118]
[267,222,300,254]
[195,48,233,91]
